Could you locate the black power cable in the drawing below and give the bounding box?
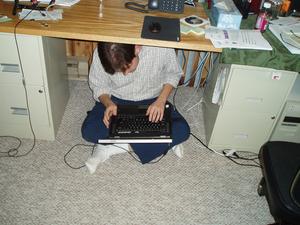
[190,133,261,168]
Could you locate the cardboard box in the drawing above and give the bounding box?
[67,56,89,80]
[211,0,242,29]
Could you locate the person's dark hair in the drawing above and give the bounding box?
[97,42,136,75]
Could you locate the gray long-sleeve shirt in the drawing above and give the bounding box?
[89,46,183,102]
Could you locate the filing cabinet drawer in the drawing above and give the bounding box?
[0,84,29,125]
[0,84,50,127]
[210,110,275,152]
[0,33,19,64]
[222,66,295,114]
[0,33,45,86]
[17,35,45,86]
[0,33,23,84]
[0,64,23,85]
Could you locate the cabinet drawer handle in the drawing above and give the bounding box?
[281,123,297,127]
[0,63,20,73]
[245,97,263,103]
[10,107,28,115]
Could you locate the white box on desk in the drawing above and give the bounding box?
[211,0,242,29]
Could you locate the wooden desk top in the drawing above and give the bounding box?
[0,0,221,52]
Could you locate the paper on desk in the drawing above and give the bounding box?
[0,15,12,22]
[55,0,80,7]
[205,27,272,50]
[181,23,205,35]
[269,23,300,54]
[4,0,80,7]
[213,1,230,11]
[269,16,299,26]
[19,8,63,20]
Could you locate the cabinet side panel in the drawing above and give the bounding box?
[42,37,69,135]
[203,63,230,145]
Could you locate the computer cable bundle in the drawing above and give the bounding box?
[202,53,219,91]
[183,53,219,113]
[172,51,210,112]
[180,52,211,112]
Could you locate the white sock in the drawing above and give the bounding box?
[85,144,129,174]
[85,144,109,174]
[172,144,184,158]
[108,144,129,155]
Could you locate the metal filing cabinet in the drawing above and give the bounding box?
[270,74,300,143]
[0,33,69,140]
[203,62,297,153]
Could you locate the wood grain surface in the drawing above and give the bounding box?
[0,0,221,52]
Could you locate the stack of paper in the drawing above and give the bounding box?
[18,8,63,20]
[0,15,12,22]
[180,15,209,36]
[4,0,80,7]
[55,0,80,7]
[180,23,205,36]
[205,27,273,50]
[269,17,300,54]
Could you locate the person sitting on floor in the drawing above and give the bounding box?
[81,42,190,172]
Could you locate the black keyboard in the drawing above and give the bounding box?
[116,114,169,134]
[109,104,172,138]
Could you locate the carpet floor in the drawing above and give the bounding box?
[0,80,274,225]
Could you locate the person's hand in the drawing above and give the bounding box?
[103,102,117,128]
[146,100,165,123]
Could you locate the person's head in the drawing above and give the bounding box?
[97,42,141,75]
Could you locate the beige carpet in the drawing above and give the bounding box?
[0,80,274,225]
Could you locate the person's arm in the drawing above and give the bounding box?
[146,84,173,122]
[89,48,112,102]
[89,48,116,128]
[146,48,182,122]
[99,94,117,128]
[162,48,183,90]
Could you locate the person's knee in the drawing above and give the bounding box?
[181,121,190,141]
[81,120,95,143]
[173,119,190,143]
[81,116,109,143]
